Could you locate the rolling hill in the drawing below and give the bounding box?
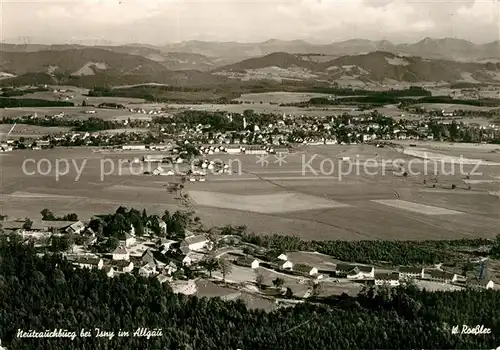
[161,37,500,63]
[0,48,226,87]
[214,51,500,84]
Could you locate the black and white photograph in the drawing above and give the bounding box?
[0,0,500,349]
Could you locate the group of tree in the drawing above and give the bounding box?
[40,209,78,222]
[87,207,194,252]
[1,116,124,132]
[0,235,498,349]
[238,232,492,266]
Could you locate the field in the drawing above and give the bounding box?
[1,143,500,241]
[0,106,155,121]
[0,123,71,138]
[234,92,333,104]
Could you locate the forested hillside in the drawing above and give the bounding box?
[0,234,498,349]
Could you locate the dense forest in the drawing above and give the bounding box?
[239,232,495,265]
[0,97,74,108]
[0,235,498,349]
[1,116,125,132]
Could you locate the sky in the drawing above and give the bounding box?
[1,0,499,45]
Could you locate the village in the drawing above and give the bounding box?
[2,103,500,154]
[0,209,495,308]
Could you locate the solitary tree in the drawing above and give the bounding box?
[23,218,33,230]
[272,277,284,290]
[218,258,233,282]
[202,257,219,278]
[255,271,265,289]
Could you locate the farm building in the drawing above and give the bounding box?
[374,272,401,287]
[112,245,130,261]
[467,279,495,290]
[293,264,318,276]
[65,221,86,235]
[111,260,134,273]
[181,235,209,251]
[277,254,288,261]
[337,264,375,279]
[424,270,459,283]
[279,260,293,270]
[398,267,425,280]
[236,256,260,269]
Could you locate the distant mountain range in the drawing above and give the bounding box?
[2,37,500,64]
[213,51,500,85]
[1,40,499,88]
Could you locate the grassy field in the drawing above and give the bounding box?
[234,92,333,104]
[0,106,155,121]
[2,145,499,241]
[0,123,71,138]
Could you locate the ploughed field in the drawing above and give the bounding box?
[1,143,499,240]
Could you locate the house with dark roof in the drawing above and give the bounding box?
[424,269,459,283]
[398,267,424,280]
[112,245,130,261]
[65,221,86,235]
[235,256,259,269]
[467,279,495,290]
[374,272,401,287]
[110,260,134,273]
[337,264,374,279]
[293,263,319,276]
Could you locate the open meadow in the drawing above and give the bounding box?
[0,106,156,121]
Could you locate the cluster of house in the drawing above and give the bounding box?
[337,264,495,289]
[231,251,496,290]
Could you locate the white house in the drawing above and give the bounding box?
[182,254,192,266]
[112,245,130,261]
[122,233,136,247]
[280,261,293,270]
[293,264,318,276]
[398,267,425,280]
[65,221,86,235]
[277,254,288,261]
[181,235,209,251]
[158,220,167,235]
[337,264,375,279]
[236,256,259,269]
[375,272,401,287]
[424,269,459,283]
[103,266,114,278]
[139,262,157,277]
[111,260,134,273]
[469,279,495,290]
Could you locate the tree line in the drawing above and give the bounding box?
[0,235,498,349]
